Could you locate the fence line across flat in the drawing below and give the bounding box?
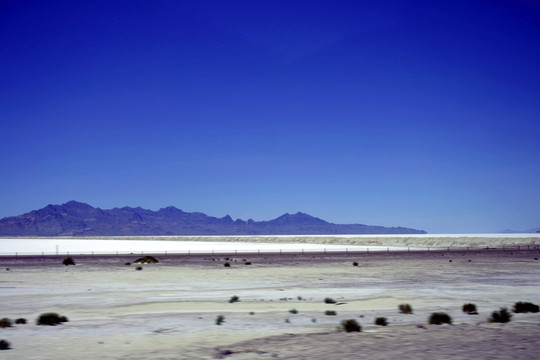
[0,244,538,258]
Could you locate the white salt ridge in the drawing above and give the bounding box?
[1,234,539,255]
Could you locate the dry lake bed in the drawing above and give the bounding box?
[1,248,539,359]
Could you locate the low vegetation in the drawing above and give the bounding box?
[216,315,225,325]
[229,296,240,303]
[324,297,336,304]
[374,317,388,326]
[339,319,361,332]
[224,262,231,267]
[15,318,26,325]
[36,312,69,326]
[62,257,75,266]
[429,312,452,325]
[489,308,512,323]
[0,318,12,328]
[135,266,143,270]
[352,261,359,266]
[0,340,10,350]
[289,309,298,314]
[134,255,159,264]
[462,303,478,315]
[512,301,539,313]
[398,303,413,314]
[325,310,337,316]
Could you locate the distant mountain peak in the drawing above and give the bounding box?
[0,201,427,236]
[271,212,329,225]
[64,200,87,206]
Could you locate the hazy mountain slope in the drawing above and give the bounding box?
[0,201,426,236]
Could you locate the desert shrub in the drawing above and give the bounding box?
[244,262,252,265]
[289,309,298,314]
[340,319,361,332]
[429,312,452,325]
[62,257,75,266]
[512,302,540,313]
[134,256,159,264]
[135,266,143,270]
[352,261,359,266]
[229,296,240,303]
[325,310,337,316]
[0,340,10,350]
[462,303,478,314]
[224,262,231,267]
[375,317,388,326]
[15,318,26,325]
[324,297,336,304]
[398,303,413,314]
[36,312,68,326]
[216,315,225,325]
[489,308,512,323]
[0,318,12,328]
[124,262,131,266]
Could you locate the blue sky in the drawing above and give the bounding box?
[1,0,539,233]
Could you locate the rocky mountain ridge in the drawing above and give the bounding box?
[0,201,427,236]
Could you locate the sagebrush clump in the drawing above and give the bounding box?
[489,308,512,323]
[229,296,240,303]
[216,315,225,325]
[134,256,159,264]
[340,319,361,332]
[36,313,68,326]
[324,297,336,304]
[398,304,413,314]
[0,318,12,328]
[375,317,388,326]
[462,303,478,315]
[512,301,539,313]
[0,339,10,350]
[15,318,26,325]
[429,312,452,325]
[62,257,75,266]
[325,310,337,316]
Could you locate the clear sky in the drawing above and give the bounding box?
[1,0,539,233]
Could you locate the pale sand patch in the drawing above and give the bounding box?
[0,251,539,359]
[208,320,540,360]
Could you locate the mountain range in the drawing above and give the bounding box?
[0,201,427,236]
[499,228,540,234]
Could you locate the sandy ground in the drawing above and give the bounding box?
[0,250,539,359]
